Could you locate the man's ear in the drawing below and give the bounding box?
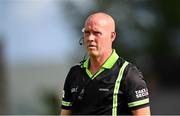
[111,32,116,42]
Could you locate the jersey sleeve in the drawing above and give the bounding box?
[124,65,150,110]
[61,68,73,110]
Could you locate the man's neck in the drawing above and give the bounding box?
[89,50,113,75]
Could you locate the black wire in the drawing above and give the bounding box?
[79,37,83,45]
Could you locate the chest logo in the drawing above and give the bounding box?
[99,88,109,92]
[71,87,78,93]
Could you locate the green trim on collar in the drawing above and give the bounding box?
[83,57,89,68]
[86,68,93,78]
[102,50,119,69]
[82,49,119,79]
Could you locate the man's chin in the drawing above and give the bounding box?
[88,51,98,57]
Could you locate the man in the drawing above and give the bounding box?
[60,12,150,115]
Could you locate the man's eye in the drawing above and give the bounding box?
[94,32,101,36]
[84,31,90,35]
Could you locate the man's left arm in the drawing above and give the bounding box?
[132,106,150,116]
[125,65,151,115]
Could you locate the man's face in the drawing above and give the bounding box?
[83,18,115,58]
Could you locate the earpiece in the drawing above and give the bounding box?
[79,37,84,45]
[79,28,85,45]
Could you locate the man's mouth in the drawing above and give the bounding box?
[88,45,96,48]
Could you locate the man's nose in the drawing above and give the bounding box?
[87,34,95,41]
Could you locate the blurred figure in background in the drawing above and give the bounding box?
[60,12,150,115]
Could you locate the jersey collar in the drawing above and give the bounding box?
[82,49,119,69]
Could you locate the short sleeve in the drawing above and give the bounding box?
[61,68,73,110]
[125,65,149,110]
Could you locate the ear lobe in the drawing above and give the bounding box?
[111,32,116,42]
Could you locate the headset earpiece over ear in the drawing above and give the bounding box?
[79,37,84,45]
[79,28,85,45]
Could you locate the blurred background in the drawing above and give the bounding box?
[0,0,180,114]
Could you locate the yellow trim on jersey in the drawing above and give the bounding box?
[112,61,129,116]
[62,100,72,107]
[128,98,149,107]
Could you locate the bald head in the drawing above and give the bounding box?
[83,12,116,59]
[84,12,115,32]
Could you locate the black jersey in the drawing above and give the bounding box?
[61,50,149,115]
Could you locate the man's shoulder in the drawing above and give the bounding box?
[69,61,84,73]
[122,60,144,81]
[118,57,136,69]
[65,63,82,81]
[117,57,132,67]
[117,57,143,77]
[70,63,81,70]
